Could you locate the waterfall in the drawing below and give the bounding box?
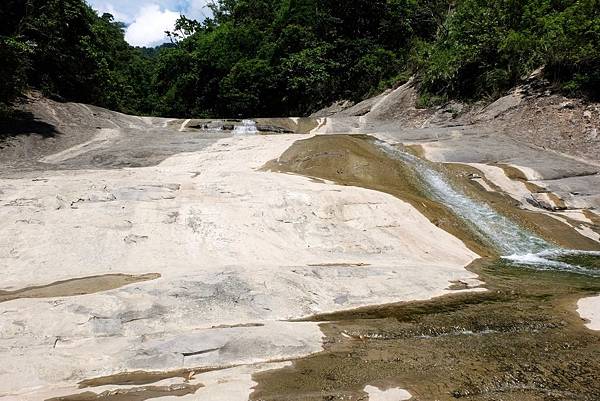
[234,120,258,135]
[377,141,600,275]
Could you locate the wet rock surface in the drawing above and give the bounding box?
[0,98,482,400]
[1,93,600,401]
[252,260,600,401]
[0,273,160,303]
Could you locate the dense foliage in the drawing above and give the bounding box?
[0,0,152,116]
[418,0,600,103]
[1,0,599,118]
[151,0,446,116]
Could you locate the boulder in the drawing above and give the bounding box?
[256,125,294,134]
[559,101,575,110]
[526,193,567,211]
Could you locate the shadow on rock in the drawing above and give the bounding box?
[0,110,58,143]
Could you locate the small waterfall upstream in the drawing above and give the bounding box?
[234,120,258,135]
[377,141,600,275]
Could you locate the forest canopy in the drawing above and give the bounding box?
[1,0,599,118]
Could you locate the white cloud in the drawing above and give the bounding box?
[124,4,180,47]
[186,0,212,21]
[86,1,214,47]
[92,2,132,22]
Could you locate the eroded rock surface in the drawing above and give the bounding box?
[0,98,482,400]
[1,92,599,400]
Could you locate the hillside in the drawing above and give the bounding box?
[314,71,600,162]
[2,0,599,118]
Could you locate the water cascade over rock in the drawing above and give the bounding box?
[234,120,259,135]
[378,141,600,275]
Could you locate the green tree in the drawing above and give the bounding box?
[219,59,276,116]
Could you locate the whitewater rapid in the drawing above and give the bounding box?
[378,141,600,276]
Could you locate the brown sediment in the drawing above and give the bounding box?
[405,143,426,158]
[78,368,206,388]
[78,357,305,390]
[442,163,600,250]
[583,209,600,226]
[263,134,599,253]
[547,192,568,210]
[252,134,600,401]
[307,262,371,267]
[496,164,568,210]
[255,118,319,134]
[251,258,600,401]
[262,134,493,257]
[446,279,481,291]
[0,273,160,303]
[523,180,546,194]
[211,322,265,329]
[452,161,597,245]
[46,383,203,401]
[497,164,529,181]
[550,212,600,243]
[294,118,320,134]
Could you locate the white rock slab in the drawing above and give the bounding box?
[364,384,412,400]
[578,295,600,331]
[0,134,480,399]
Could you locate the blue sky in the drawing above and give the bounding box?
[86,0,213,47]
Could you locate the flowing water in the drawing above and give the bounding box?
[377,141,600,275]
[233,119,258,135]
[253,134,600,401]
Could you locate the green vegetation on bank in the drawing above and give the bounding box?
[1,0,599,118]
[418,0,600,104]
[0,0,156,117]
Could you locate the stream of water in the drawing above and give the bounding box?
[234,119,259,135]
[377,141,600,275]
